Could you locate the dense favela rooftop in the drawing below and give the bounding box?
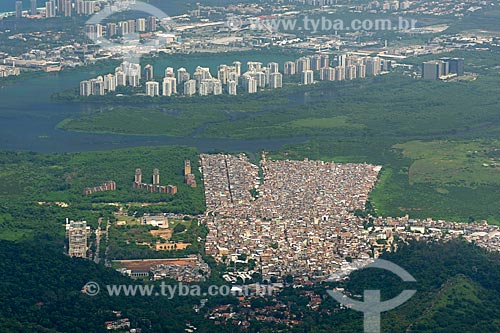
[200,153,500,280]
[200,153,382,278]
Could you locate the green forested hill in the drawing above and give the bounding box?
[283,240,500,333]
[3,239,500,332]
[0,239,226,333]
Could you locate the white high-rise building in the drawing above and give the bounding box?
[90,77,104,96]
[115,70,126,86]
[84,24,95,39]
[320,54,330,69]
[365,57,381,76]
[296,57,311,73]
[31,0,38,15]
[232,61,241,76]
[95,24,103,38]
[269,72,283,89]
[104,74,117,92]
[338,54,347,67]
[67,220,88,258]
[177,68,190,84]
[227,80,237,96]
[128,19,136,34]
[309,54,322,71]
[76,0,83,14]
[199,81,209,96]
[80,80,91,96]
[162,78,173,96]
[144,64,154,81]
[193,66,212,89]
[213,80,223,95]
[136,18,146,32]
[320,67,335,81]
[146,81,159,97]
[162,77,177,96]
[62,0,72,17]
[120,21,129,35]
[121,62,141,79]
[284,61,296,75]
[128,72,140,87]
[247,62,262,72]
[356,64,366,79]
[335,67,346,81]
[346,65,357,80]
[267,62,279,74]
[45,1,55,18]
[301,70,314,85]
[183,80,197,96]
[107,23,117,37]
[83,0,95,15]
[255,72,266,88]
[217,65,228,84]
[16,1,23,18]
[228,71,239,83]
[164,67,175,78]
[242,75,258,94]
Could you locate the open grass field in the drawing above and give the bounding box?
[395,140,500,187]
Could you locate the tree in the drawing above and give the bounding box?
[173,224,186,234]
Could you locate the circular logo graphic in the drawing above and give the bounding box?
[83,281,101,296]
[226,16,243,31]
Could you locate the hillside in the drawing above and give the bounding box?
[2,239,500,332]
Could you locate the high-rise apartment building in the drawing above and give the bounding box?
[232,61,241,76]
[296,57,311,73]
[162,77,177,96]
[62,0,71,17]
[422,61,444,80]
[301,70,314,85]
[335,66,346,81]
[177,68,190,85]
[346,65,357,80]
[136,18,146,32]
[147,16,156,31]
[269,72,283,89]
[284,61,296,75]
[267,62,280,74]
[227,80,237,96]
[242,75,258,94]
[365,57,381,76]
[356,64,366,79]
[104,74,116,92]
[135,168,142,183]
[80,80,91,96]
[16,1,23,18]
[146,81,160,97]
[320,67,335,81]
[144,64,154,81]
[183,80,197,96]
[153,168,160,185]
[107,23,117,37]
[31,0,38,15]
[45,1,55,18]
[67,220,89,258]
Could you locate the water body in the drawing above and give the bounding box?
[0,67,308,153]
